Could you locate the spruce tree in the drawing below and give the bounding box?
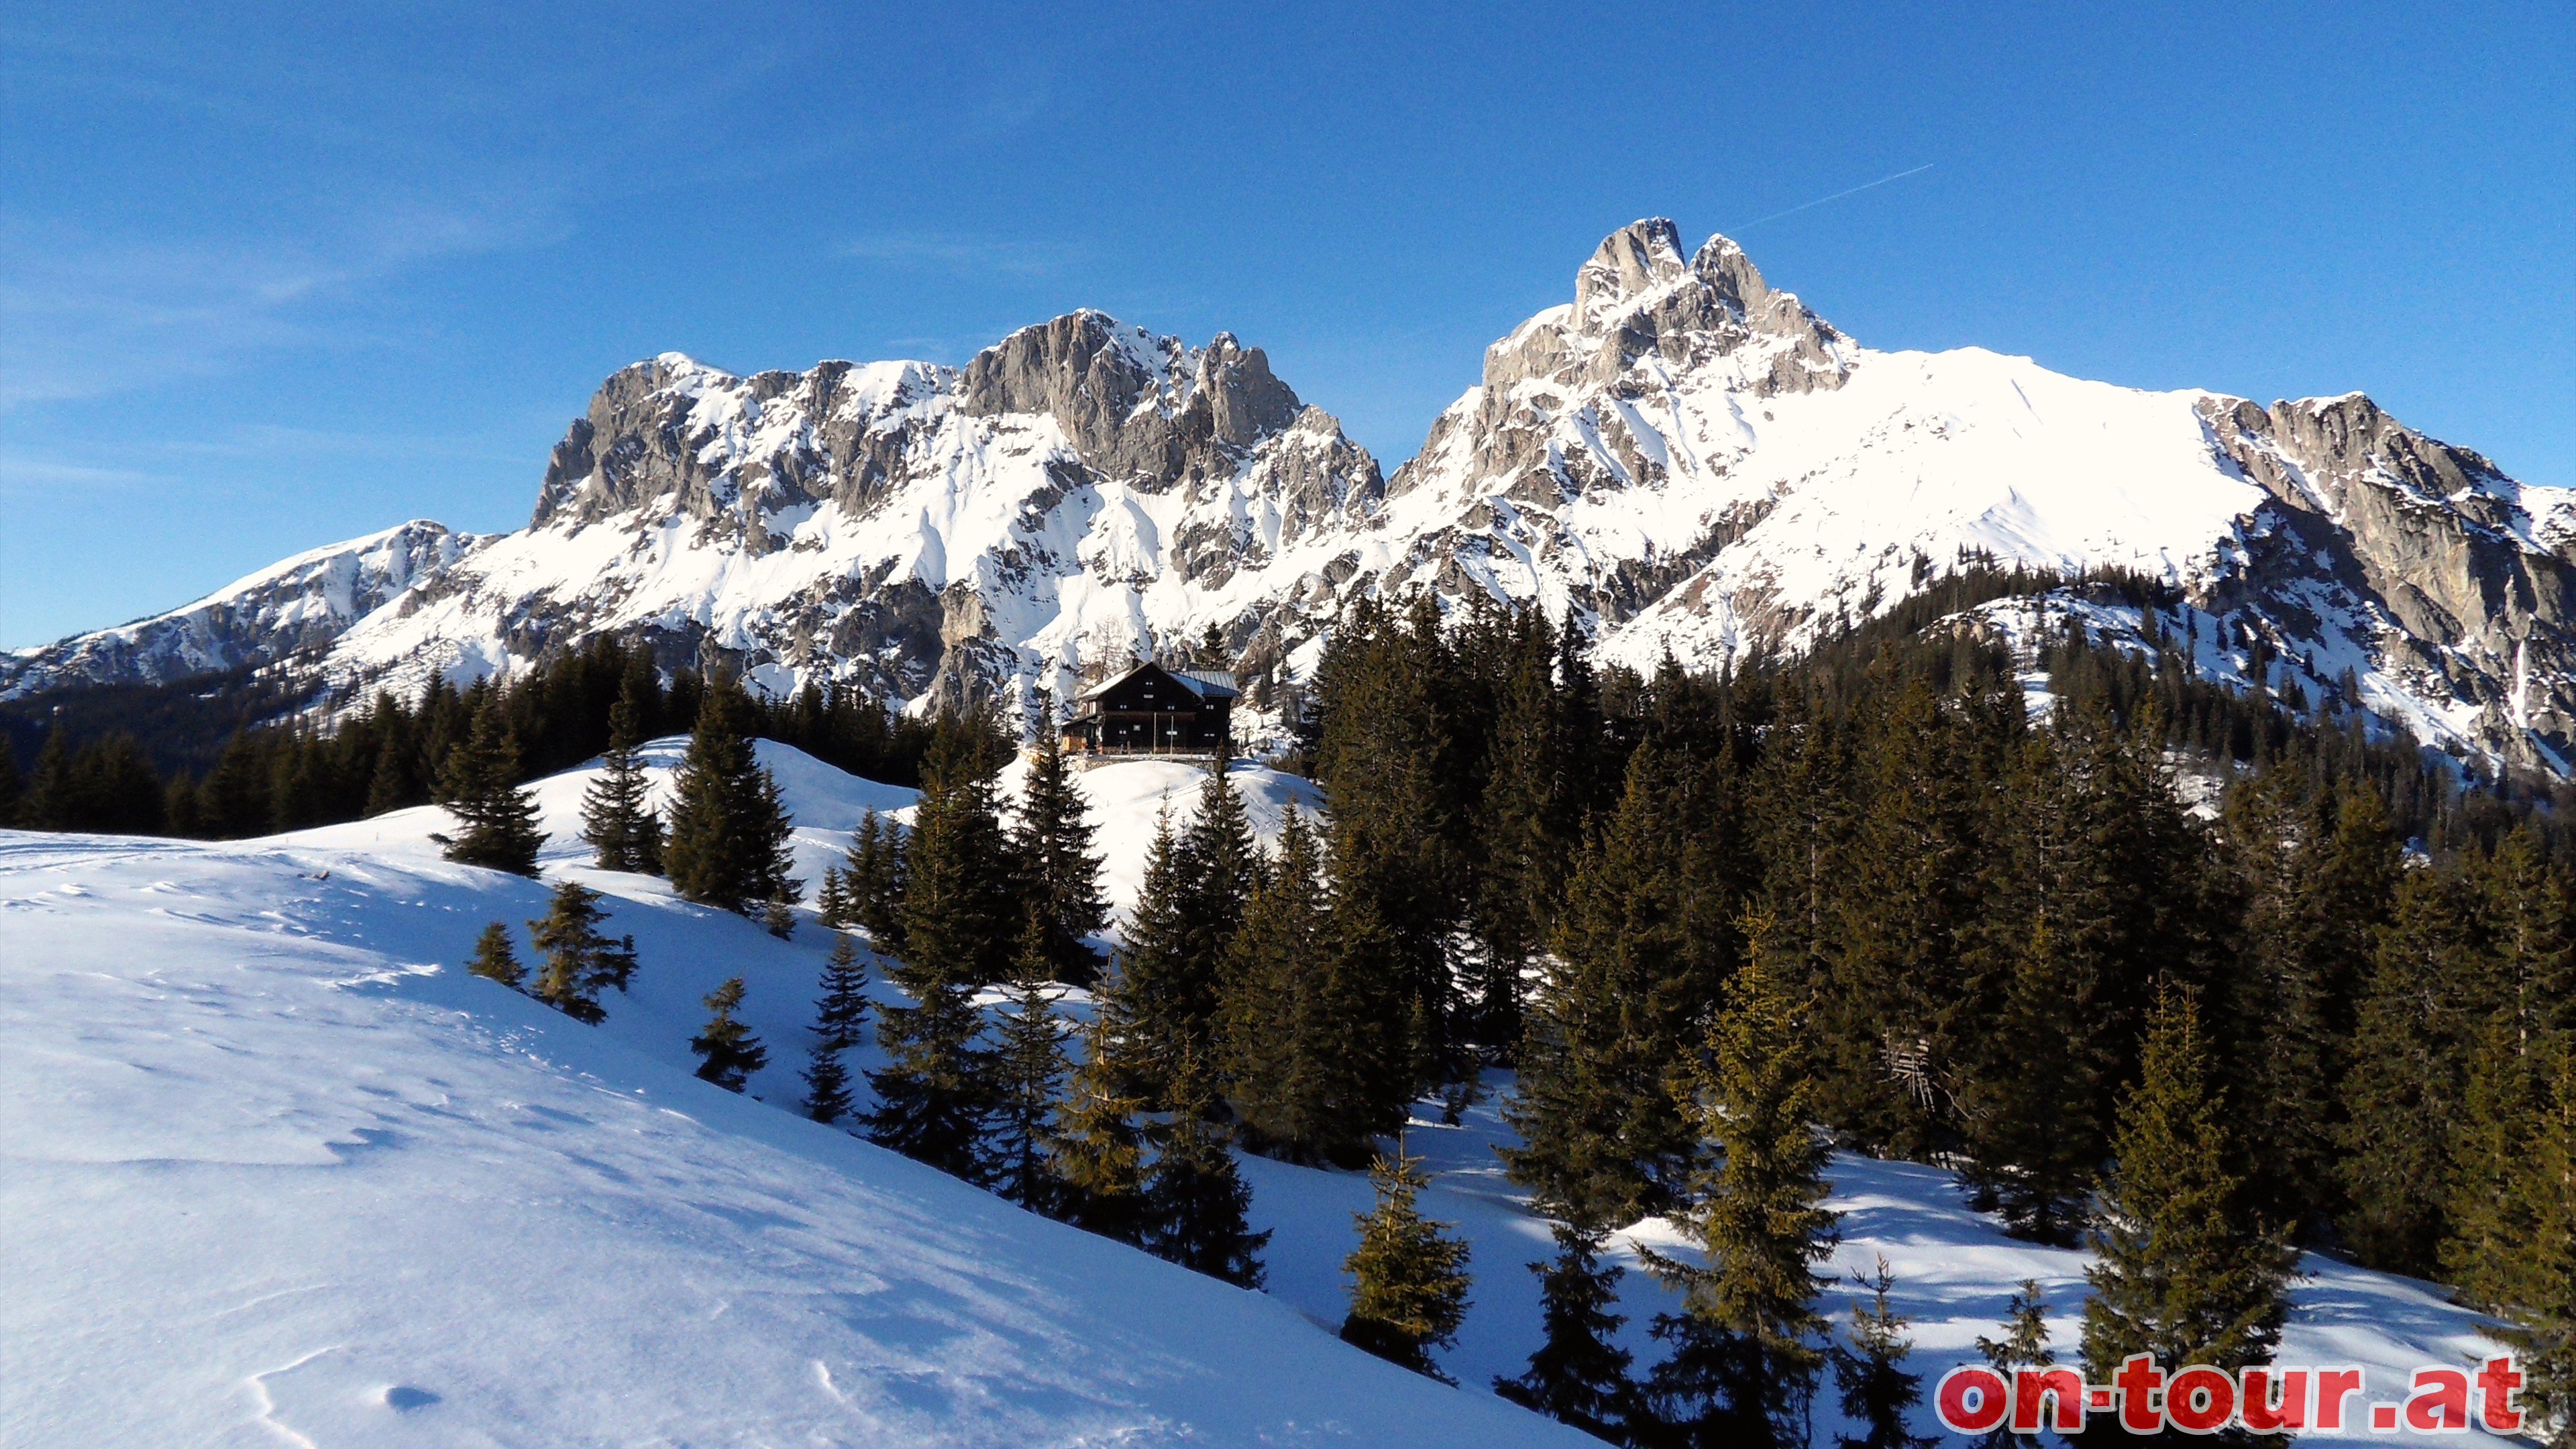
[815,864,851,930]
[862,961,991,1182]
[1219,805,1379,1164]
[1828,1258,1934,1449]
[2080,985,2295,1387]
[1974,1281,2055,1449]
[801,932,870,1123]
[1312,594,1466,1113]
[0,737,22,828]
[896,710,1018,987]
[988,914,1071,1214]
[1340,1141,1473,1383]
[2339,861,2483,1276]
[1182,753,1259,983]
[2500,1048,2576,1446]
[664,676,799,913]
[465,921,527,991]
[690,976,767,1092]
[1502,745,1708,1228]
[1051,1015,1149,1242]
[434,704,545,875]
[1644,914,1838,1448]
[864,717,1012,1181]
[27,727,80,831]
[1143,1046,1269,1288]
[1959,915,2093,1245]
[1470,606,1565,1053]
[580,690,663,872]
[1100,806,1205,1107]
[2442,830,2574,1307]
[1013,690,1108,985]
[529,879,633,1022]
[843,809,908,953]
[1496,1221,1639,1442]
[762,888,797,940]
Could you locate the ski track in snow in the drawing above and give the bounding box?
[0,744,2516,1442]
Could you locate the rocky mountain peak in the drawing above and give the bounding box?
[954,309,1301,492]
[1572,217,1695,323]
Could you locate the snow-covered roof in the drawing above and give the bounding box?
[1075,661,1238,704]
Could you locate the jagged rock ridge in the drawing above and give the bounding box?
[9,220,2573,771]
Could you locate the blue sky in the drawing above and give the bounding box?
[3,2,2569,648]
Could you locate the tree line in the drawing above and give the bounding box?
[0,635,936,839]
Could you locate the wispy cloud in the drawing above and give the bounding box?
[0,203,557,413]
[0,449,172,496]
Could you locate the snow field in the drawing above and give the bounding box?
[0,744,2518,1442]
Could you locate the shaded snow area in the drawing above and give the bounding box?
[1,744,2513,1442]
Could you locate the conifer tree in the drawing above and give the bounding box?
[529,879,634,1022]
[664,676,798,913]
[896,710,1018,987]
[580,690,663,872]
[0,737,22,828]
[1313,594,1466,1108]
[1974,1281,2055,1449]
[1960,914,2093,1245]
[690,976,767,1092]
[1143,1046,1269,1287]
[1644,912,1838,1448]
[762,887,797,940]
[1051,1015,1149,1242]
[862,960,990,1182]
[466,921,527,991]
[815,864,851,930]
[862,714,1014,1177]
[1829,1258,1934,1449]
[801,932,870,1123]
[988,913,1071,1214]
[1496,1221,1638,1442]
[434,704,545,875]
[1101,807,1205,1107]
[2339,862,2485,1276]
[2081,985,2295,1385]
[2499,1049,2576,1446]
[1220,805,1380,1164]
[1470,606,1565,1053]
[27,727,78,830]
[800,1020,855,1124]
[843,809,908,952]
[1013,690,1108,985]
[1340,1141,1473,1383]
[1503,744,1708,1230]
[1183,752,1260,978]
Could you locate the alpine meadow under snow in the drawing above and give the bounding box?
[0,745,2519,1442]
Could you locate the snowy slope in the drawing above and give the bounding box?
[3,744,2517,1442]
[0,788,1589,1444]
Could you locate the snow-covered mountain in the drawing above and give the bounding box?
[0,520,480,698]
[13,219,2576,770]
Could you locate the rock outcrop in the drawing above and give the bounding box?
[11,219,2571,771]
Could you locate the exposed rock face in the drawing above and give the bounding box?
[2198,394,2576,766]
[11,219,2571,772]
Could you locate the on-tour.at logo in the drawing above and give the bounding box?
[1935,1354,2526,1435]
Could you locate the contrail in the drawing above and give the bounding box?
[1725,163,1935,233]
